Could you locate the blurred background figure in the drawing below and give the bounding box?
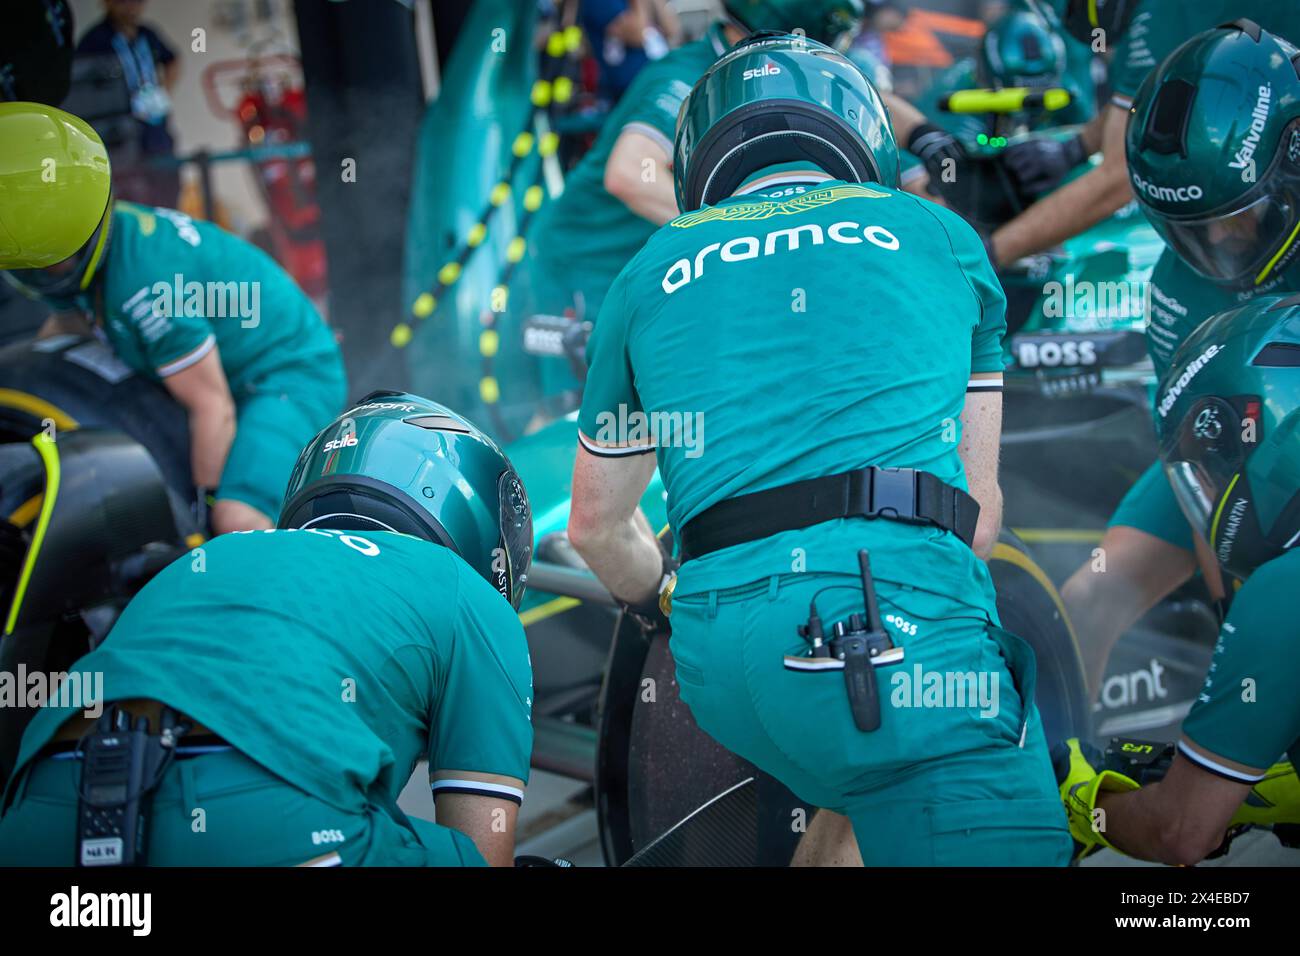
[75,0,182,208]
[580,0,684,103]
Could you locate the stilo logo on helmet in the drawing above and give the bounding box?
[672,32,900,212]
[279,392,534,609]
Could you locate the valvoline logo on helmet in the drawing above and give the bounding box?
[742,63,782,81]
[1157,343,1221,419]
[1131,170,1204,205]
[1229,84,1272,183]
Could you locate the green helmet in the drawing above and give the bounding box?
[1058,0,1138,47]
[1156,294,1300,580]
[978,10,1066,90]
[673,32,899,212]
[723,0,865,48]
[279,391,534,609]
[1126,20,1300,290]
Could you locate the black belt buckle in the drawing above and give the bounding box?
[869,467,919,522]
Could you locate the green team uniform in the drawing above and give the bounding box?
[1110,253,1300,549]
[579,177,1072,864]
[95,202,347,516]
[1108,0,1300,109]
[0,529,533,866]
[1177,549,1300,781]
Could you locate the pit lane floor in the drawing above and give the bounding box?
[398,764,1299,866]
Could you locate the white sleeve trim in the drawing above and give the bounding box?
[578,430,656,457]
[621,121,674,156]
[431,778,526,804]
[1176,740,1266,784]
[156,334,216,377]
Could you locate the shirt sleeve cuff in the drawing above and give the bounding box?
[578,430,656,457]
[156,334,216,377]
[430,778,526,804]
[967,371,1004,392]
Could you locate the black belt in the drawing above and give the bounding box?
[677,467,980,563]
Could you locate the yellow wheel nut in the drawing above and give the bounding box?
[412,293,435,318]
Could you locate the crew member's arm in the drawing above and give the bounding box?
[988,101,1132,266]
[930,200,1008,559]
[570,448,662,605]
[1075,560,1300,864]
[567,272,663,605]
[604,129,680,226]
[160,345,235,490]
[431,781,521,867]
[429,568,535,866]
[959,391,1002,560]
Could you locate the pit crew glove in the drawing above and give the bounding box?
[1229,761,1300,828]
[1003,133,1088,196]
[1053,737,1141,860]
[906,123,967,199]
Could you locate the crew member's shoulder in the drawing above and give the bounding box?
[1231,550,1300,632]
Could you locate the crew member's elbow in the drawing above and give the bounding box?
[567,505,608,559]
[603,161,636,204]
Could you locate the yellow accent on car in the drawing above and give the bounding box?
[513,132,535,157]
[524,185,544,213]
[7,494,43,529]
[0,390,79,432]
[479,377,500,404]
[479,329,500,357]
[4,432,60,635]
[507,236,526,263]
[467,223,487,248]
[438,262,461,286]
[390,323,413,348]
[490,182,511,207]
[519,595,581,628]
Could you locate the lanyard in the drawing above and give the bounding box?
[110,31,159,93]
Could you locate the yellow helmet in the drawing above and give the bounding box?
[0,102,112,271]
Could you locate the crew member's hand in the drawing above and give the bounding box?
[905,123,967,198]
[621,541,677,636]
[1229,761,1300,827]
[1003,134,1089,197]
[1053,737,1141,860]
